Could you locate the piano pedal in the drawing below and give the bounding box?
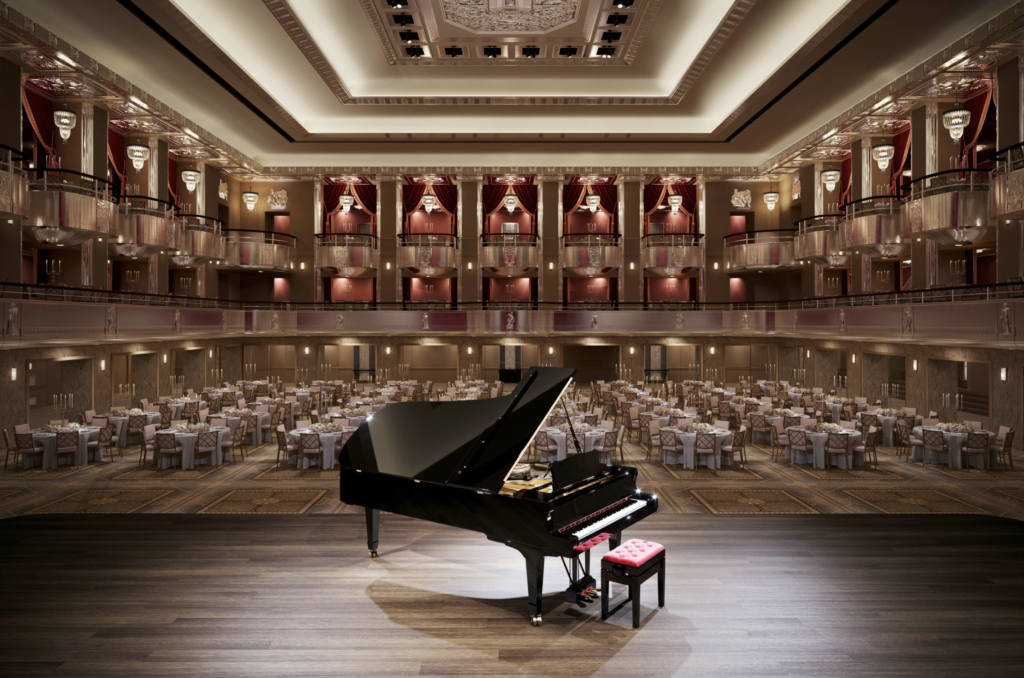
[531,615,542,627]
[369,550,379,558]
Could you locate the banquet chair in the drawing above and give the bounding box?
[170,420,186,427]
[638,413,654,451]
[782,416,802,432]
[749,413,770,445]
[841,404,855,421]
[902,408,917,415]
[698,411,714,425]
[854,397,867,405]
[198,411,209,424]
[694,432,718,470]
[854,427,878,468]
[127,414,148,449]
[262,408,284,443]
[296,432,321,470]
[645,419,661,462]
[112,420,125,457]
[802,395,814,409]
[963,420,983,430]
[83,410,96,424]
[626,407,641,442]
[549,414,568,428]
[155,432,183,470]
[194,431,221,468]
[659,430,681,467]
[593,430,618,465]
[14,432,44,469]
[860,413,878,435]
[922,429,949,466]
[2,429,14,470]
[790,407,804,414]
[159,410,172,430]
[208,396,222,415]
[236,398,246,410]
[769,420,789,462]
[140,398,150,409]
[49,420,68,426]
[991,429,1015,469]
[86,425,114,463]
[840,420,857,430]
[92,417,108,429]
[592,406,605,421]
[787,428,810,466]
[532,430,559,464]
[583,414,598,426]
[964,431,990,471]
[825,432,853,470]
[713,420,732,432]
[14,424,30,434]
[599,420,615,431]
[295,418,312,430]
[223,423,247,464]
[209,417,227,429]
[240,413,259,453]
[285,395,298,403]
[615,426,626,465]
[720,427,747,466]
[928,411,938,418]
[717,401,734,429]
[921,418,939,427]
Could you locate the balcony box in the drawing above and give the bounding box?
[724,230,798,271]
[223,230,296,272]
[902,170,992,247]
[26,169,116,246]
[480,233,539,276]
[399,234,458,277]
[641,234,703,276]
[562,233,621,277]
[840,196,908,259]
[314,233,378,276]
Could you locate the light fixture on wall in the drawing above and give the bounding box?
[385,347,391,355]
[467,347,473,355]
[763,181,779,212]
[667,194,682,213]
[709,346,715,355]
[126,138,149,171]
[53,105,77,143]
[421,194,438,213]
[913,359,918,371]
[304,347,310,355]
[549,262,554,270]
[300,262,305,270]
[713,262,718,270]
[163,354,167,363]
[503,194,518,213]
[586,194,601,213]
[851,353,856,364]
[243,181,258,212]
[181,166,200,194]
[100,359,105,371]
[468,262,473,270]
[872,140,895,171]
[386,262,391,270]
[629,347,634,355]
[10,367,15,381]
[807,350,811,358]
[629,262,634,270]
[549,347,554,355]
[1001,367,1007,381]
[209,350,213,358]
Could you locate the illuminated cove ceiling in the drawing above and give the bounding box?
[1,0,1022,175]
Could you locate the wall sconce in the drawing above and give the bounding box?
[912,359,918,371]
[163,354,168,363]
[467,347,473,355]
[468,262,473,270]
[851,353,856,364]
[304,347,310,355]
[10,367,16,381]
[100,360,106,371]
[386,262,391,270]
[549,347,554,355]
[209,350,214,358]
[300,262,305,270]
[28,363,32,370]
[629,347,635,355]
[386,347,391,355]
[709,347,715,355]
[807,350,811,358]
[629,262,634,271]
[549,262,554,270]
[1001,367,1007,381]
[713,262,718,270]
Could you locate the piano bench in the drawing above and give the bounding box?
[600,539,666,629]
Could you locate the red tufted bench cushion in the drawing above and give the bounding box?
[602,539,664,568]
[573,532,614,553]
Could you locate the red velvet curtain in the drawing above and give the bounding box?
[167,158,180,208]
[562,183,585,215]
[592,184,617,219]
[674,184,696,216]
[960,87,992,168]
[889,129,911,195]
[839,157,852,207]
[643,183,666,216]
[323,183,345,231]
[512,184,537,216]
[22,88,55,169]
[402,184,426,216]
[434,185,458,216]
[352,183,377,219]
[107,130,126,198]
[482,185,507,216]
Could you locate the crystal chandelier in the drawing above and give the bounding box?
[503,194,518,213]
[667,194,682,213]
[242,181,258,212]
[943,104,971,142]
[822,166,841,194]
[421,194,438,213]
[339,193,355,213]
[871,141,895,171]
[53,107,76,143]
[126,139,149,171]
[586,194,601,213]
[763,183,779,212]
[180,166,200,194]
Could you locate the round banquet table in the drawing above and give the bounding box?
[825,401,867,423]
[856,412,921,447]
[105,412,162,447]
[153,427,231,469]
[540,428,605,462]
[24,427,103,469]
[911,427,996,469]
[655,413,696,430]
[214,412,271,444]
[660,427,732,469]
[787,428,862,469]
[166,400,208,419]
[325,413,366,428]
[288,428,357,469]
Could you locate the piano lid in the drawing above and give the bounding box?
[339,367,575,492]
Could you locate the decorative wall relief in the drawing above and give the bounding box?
[173,309,181,333]
[730,189,752,208]
[104,306,116,336]
[505,311,516,332]
[271,312,280,332]
[839,309,846,333]
[792,177,801,201]
[336,313,345,331]
[218,180,228,200]
[5,303,19,338]
[740,312,750,331]
[590,314,599,330]
[999,303,1012,337]
[675,312,684,330]
[268,189,288,210]
[221,311,227,332]
[902,307,913,335]
[422,313,430,331]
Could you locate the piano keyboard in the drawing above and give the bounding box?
[570,499,647,540]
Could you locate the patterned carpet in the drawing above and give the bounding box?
[2,434,1024,520]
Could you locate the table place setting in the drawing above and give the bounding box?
[660,422,732,469]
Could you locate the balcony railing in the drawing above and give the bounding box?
[115,194,181,258]
[902,169,992,247]
[223,229,297,271]
[399,233,458,276]
[989,142,1024,219]
[724,229,797,271]
[641,233,703,275]
[172,215,225,267]
[562,233,621,276]
[0,144,29,221]
[794,215,846,267]
[481,233,539,275]
[840,196,907,259]
[26,168,116,246]
[314,233,378,276]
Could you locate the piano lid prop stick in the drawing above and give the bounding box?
[561,394,584,456]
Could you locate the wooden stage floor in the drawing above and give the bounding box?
[1,513,1023,678]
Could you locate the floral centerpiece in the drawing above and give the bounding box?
[292,390,311,396]
[682,380,704,386]
[240,380,265,387]
[639,397,663,405]
[556,422,593,434]
[678,422,716,433]
[221,407,249,414]
[310,422,349,433]
[812,422,844,433]
[41,422,81,433]
[767,408,795,417]
[166,397,192,405]
[557,403,579,415]
[936,422,974,433]
[257,397,285,404]
[110,407,144,415]
[358,396,389,405]
[738,397,762,405]
[827,396,852,405]
[788,388,811,395]
[335,408,367,418]
[311,380,335,386]
[654,406,686,417]
[873,408,903,417]
[711,388,727,394]
[172,422,210,433]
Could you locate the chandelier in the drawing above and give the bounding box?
[242,181,258,212]
[871,141,895,171]
[667,194,682,213]
[503,194,518,213]
[763,184,779,212]
[943,104,971,142]
[822,167,841,193]
[339,193,355,213]
[126,139,149,171]
[421,194,438,213]
[180,166,200,194]
[586,194,601,213]
[53,107,77,143]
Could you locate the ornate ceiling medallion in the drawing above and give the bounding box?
[441,0,581,35]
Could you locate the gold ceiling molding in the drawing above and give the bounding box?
[666,0,757,106]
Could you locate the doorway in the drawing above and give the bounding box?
[562,345,619,387]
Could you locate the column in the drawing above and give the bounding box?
[998,58,1020,152]
[0,57,23,282]
[696,180,706,303]
[377,177,399,303]
[458,177,480,304]
[702,181,731,304]
[620,177,642,304]
[313,181,323,303]
[539,176,561,303]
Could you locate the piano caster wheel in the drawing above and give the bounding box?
[531,615,542,627]
[369,550,379,558]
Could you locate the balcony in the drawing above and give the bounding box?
[26,169,116,246]
[399,233,458,277]
[840,196,908,259]
[113,195,181,258]
[0,145,29,222]
[480,233,539,276]
[902,169,993,247]
[223,230,296,272]
[989,142,1024,219]
[724,230,798,272]
[170,215,225,267]
[314,233,378,277]
[641,234,703,276]
[562,233,621,277]
[794,214,847,267]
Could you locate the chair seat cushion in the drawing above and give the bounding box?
[602,539,664,567]
[990,445,1006,453]
[908,438,923,445]
[573,532,614,553]
[778,436,789,445]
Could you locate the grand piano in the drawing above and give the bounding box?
[339,366,658,626]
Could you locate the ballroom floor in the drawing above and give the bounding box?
[1,433,1024,520]
[1,512,1022,678]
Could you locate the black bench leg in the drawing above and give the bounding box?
[631,582,640,628]
[601,569,609,619]
[658,559,666,607]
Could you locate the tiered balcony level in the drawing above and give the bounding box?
[114,195,181,258]
[989,142,1024,220]
[0,145,29,223]
[399,233,458,277]
[902,169,992,246]
[794,215,847,267]
[223,230,296,272]
[562,233,621,276]
[641,234,703,276]
[840,196,908,259]
[480,233,538,276]
[27,169,116,246]
[171,215,225,267]
[314,233,378,277]
[724,230,797,271]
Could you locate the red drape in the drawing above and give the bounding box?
[592,184,617,220]
[512,184,537,216]
[889,129,911,195]
[643,183,666,216]
[673,184,696,216]
[352,183,377,218]
[107,129,126,198]
[22,88,56,169]
[482,185,507,216]
[323,183,345,230]
[562,184,585,215]
[402,184,426,216]
[960,87,992,168]
[433,185,458,217]
[839,158,852,207]
[167,158,180,208]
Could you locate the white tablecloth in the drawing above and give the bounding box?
[106,412,162,446]
[288,428,356,469]
[166,400,209,419]
[661,427,731,469]
[856,413,921,447]
[154,427,231,469]
[542,428,605,462]
[325,413,366,428]
[655,413,696,429]
[25,427,104,469]
[825,401,867,423]
[787,428,862,469]
[215,412,271,444]
[911,427,996,469]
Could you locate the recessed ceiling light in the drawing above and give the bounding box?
[386,0,407,7]
[522,46,540,58]
[393,13,413,27]
[483,46,501,58]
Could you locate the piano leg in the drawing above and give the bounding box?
[365,507,379,558]
[510,545,546,626]
[609,531,622,549]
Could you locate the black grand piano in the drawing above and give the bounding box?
[338,366,658,626]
